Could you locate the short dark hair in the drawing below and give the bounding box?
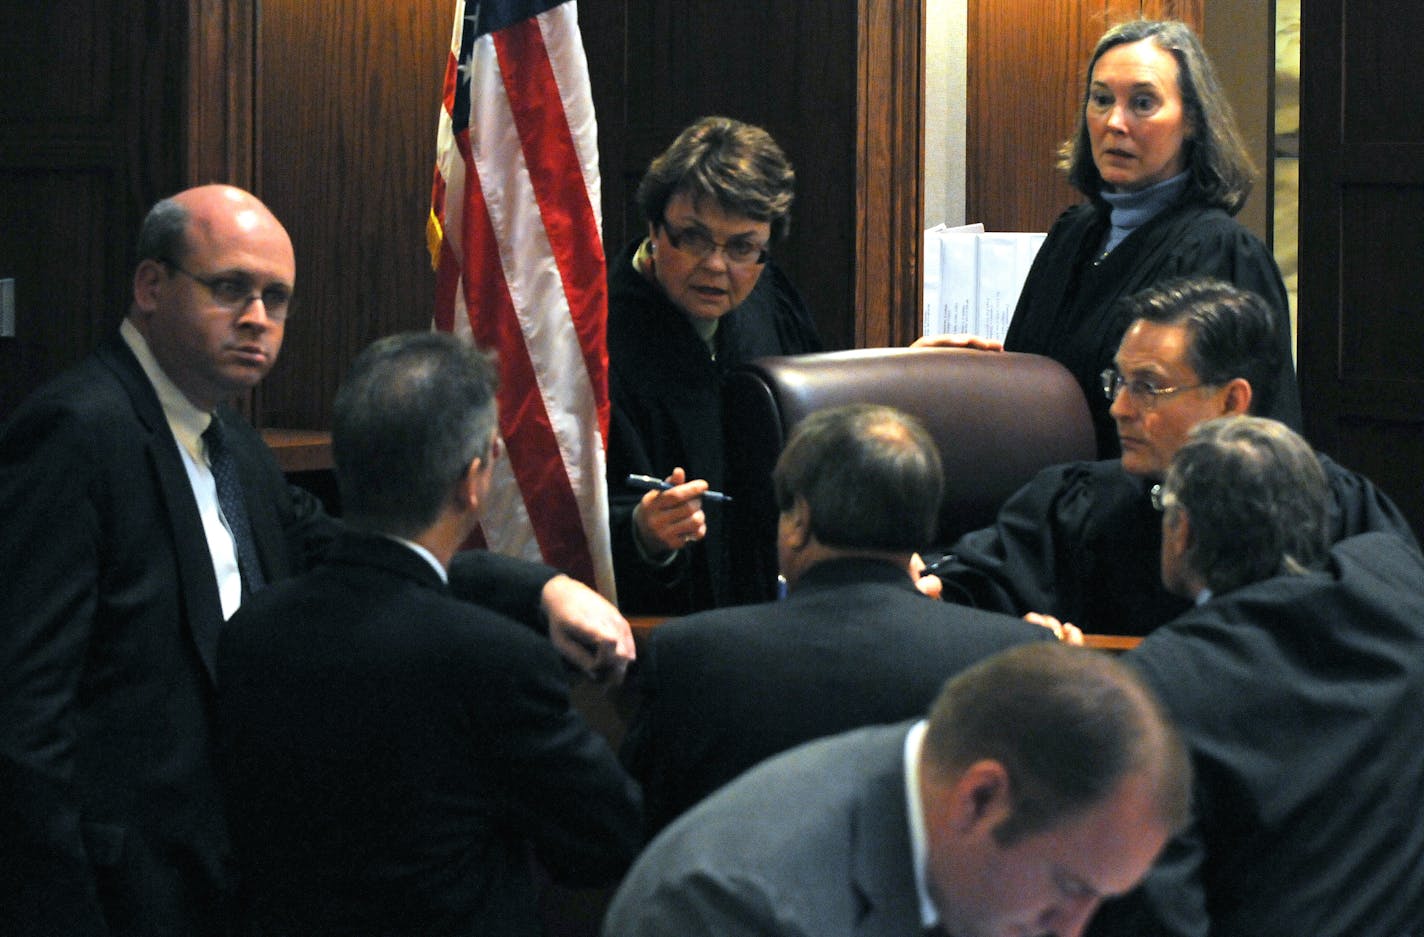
[636,116,796,243]
[1163,416,1328,595]
[772,404,943,552]
[333,332,499,539]
[1059,19,1255,214]
[923,643,1192,845]
[1117,277,1282,416]
[136,196,191,265]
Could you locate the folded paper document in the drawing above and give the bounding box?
[923,224,1045,343]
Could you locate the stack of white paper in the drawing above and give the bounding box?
[922,225,1046,343]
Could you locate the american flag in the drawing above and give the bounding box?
[427,0,615,598]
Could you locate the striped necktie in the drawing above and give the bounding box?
[202,415,265,597]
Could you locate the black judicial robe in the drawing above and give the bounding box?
[605,239,820,614]
[936,455,1418,636]
[1089,532,1424,937]
[1005,199,1301,458]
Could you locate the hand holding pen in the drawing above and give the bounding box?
[627,468,721,556]
[625,474,732,502]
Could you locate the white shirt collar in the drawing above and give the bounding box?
[385,535,448,583]
[120,318,212,458]
[903,719,939,929]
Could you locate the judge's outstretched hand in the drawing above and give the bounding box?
[1023,611,1084,645]
[632,467,708,557]
[909,553,944,600]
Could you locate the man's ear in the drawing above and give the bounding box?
[945,759,1013,834]
[132,259,166,317]
[782,496,812,550]
[1221,377,1253,416]
[454,455,484,512]
[1165,504,1191,559]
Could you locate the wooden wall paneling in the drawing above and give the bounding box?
[855,0,924,348]
[587,0,861,350]
[1299,0,1424,540]
[0,3,187,419]
[127,3,191,211]
[185,0,256,189]
[1148,0,1204,23]
[601,2,809,256]
[0,173,114,418]
[967,0,1084,234]
[253,0,449,430]
[798,1,863,350]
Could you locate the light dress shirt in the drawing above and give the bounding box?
[903,719,942,931]
[120,319,243,619]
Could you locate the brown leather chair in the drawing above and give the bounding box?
[722,347,1096,602]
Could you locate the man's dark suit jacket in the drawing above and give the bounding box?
[0,334,553,936]
[216,533,641,937]
[1090,532,1424,937]
[621,556,1052,835]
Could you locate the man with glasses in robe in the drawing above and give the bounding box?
[932,277,1417,636]
[1091,416,1424,936]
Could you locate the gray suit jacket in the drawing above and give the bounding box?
[604,722,924,936]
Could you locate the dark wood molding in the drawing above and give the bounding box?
[185,0,256,189]
[855,0,924,348]
[261,428,334,473]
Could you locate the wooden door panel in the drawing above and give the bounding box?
[1300,0,1424,540]
[0,3,184,419]
[1338,185,1424,382]
[252,0,448,430]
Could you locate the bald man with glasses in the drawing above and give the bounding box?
[931,277,1417,637]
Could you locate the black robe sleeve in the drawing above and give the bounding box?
[1320,453,1422,552]
[1095,532,1424,937]
[935,461,1104,618]
[936,460,1190,637]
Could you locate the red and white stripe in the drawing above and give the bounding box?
[429,0,614,598]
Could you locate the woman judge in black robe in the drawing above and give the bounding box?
[606,117,821,614]
[918,19,1300,458]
